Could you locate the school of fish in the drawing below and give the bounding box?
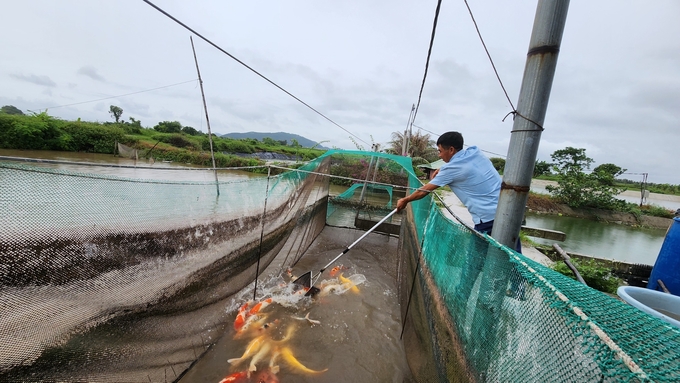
[218,267,364,383]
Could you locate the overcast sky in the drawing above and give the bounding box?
[2,1,678,184]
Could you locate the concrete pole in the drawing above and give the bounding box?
[492,0,570,248]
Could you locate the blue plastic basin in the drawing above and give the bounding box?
[617,286,680,329]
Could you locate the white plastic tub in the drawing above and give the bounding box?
[617,286,680,329]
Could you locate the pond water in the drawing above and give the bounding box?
[525,213,666,265]
[0,148,262,182]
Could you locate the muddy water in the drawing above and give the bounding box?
[0,149,262,182]
[525,213,666,265]
[179,226,411,383]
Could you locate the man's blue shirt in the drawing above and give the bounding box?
[430,146,501,224]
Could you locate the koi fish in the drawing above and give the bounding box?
[249,341,272,373]
[252,368,280,383]
[218,370,248,383]
[329,265,348,277]
[291,313,321,326]
[339,273,360,294]
[228,335,266,365]
[248,297,273,316]
[234,302,251,331]
[268,348,281,374]
[280,347,328,374]
[234,297,274,335]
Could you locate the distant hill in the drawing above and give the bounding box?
[221,132,330,149]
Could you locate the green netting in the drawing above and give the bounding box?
[1,150,679,382]
[400,176,680,382]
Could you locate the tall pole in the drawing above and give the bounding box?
[190,35,220,196]
[492,0,570,248]
[402,104,415,156]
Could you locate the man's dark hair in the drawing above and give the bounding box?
[437,131,464,151]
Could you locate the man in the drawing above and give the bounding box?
[397,131,525,309]
[396,131,503,238]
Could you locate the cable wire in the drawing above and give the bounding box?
[462,0,544,131]
[141,0,369,146]
[39,79,198,110]
[412,0,443,125]
[411,124,507,158]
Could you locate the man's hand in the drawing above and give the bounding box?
[396,197,409,212]
[396,183,440,212]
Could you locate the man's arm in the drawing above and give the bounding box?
[396,182,440,212]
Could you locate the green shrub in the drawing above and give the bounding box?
[551,258,622,294]
[61,122,125,153]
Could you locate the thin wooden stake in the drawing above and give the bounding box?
[553,243,587,286]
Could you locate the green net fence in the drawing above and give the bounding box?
[398,154,680,382]
[1,150,679,382]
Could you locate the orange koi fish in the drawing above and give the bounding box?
[329,265,347,277]
[248,297,273,316]
[234,302,251,331]
[252,368,280,383]
[218,370,248,383]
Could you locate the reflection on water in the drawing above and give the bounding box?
[525,213,666,265]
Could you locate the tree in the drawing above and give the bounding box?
[489,157,506,174]
[262,137,278,146]
[153,121,182,133]
[109,105,123,123]
[546,147,625,209]
[533,160,552,177]
[592,163,625,186]
[386,130,438,162]
[1,105,24,115]
[181,125,201,136]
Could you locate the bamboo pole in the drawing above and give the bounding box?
[190,35,220,196]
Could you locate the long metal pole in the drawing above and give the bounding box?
[190,35,220,196]
[492,0,570,248]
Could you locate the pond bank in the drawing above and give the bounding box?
[526,194,673,231]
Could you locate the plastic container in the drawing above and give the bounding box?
[647,217,680,295]
[617,285,680,329]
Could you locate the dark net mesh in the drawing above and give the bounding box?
[0,156,329,382]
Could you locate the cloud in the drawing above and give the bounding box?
[10,73,56,87]
[77,65,105,82]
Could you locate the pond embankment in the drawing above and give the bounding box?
[528,180,675,231]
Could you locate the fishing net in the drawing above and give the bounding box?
[0,156,330,382]
[116,142,139,160]
[1,150,678,382]
[398,162,680,382]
